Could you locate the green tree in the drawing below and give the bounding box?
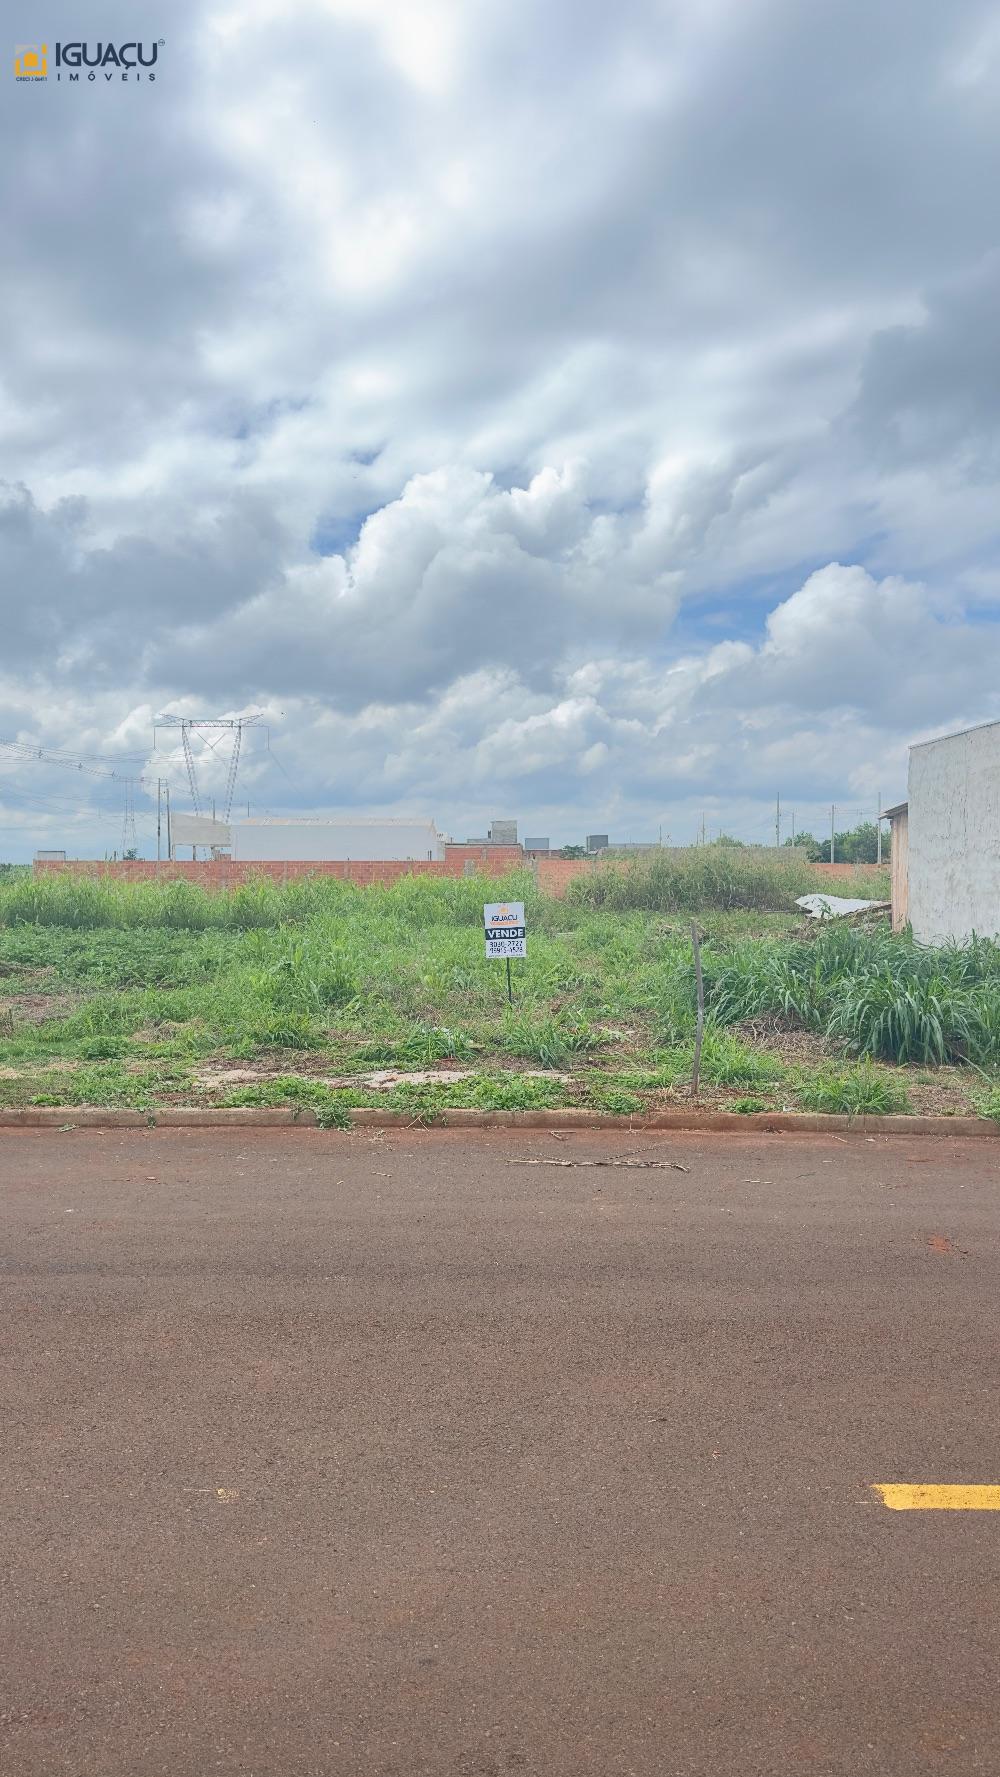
[785,823,887,864]
[784,831,825,861]
[834,821,882,864]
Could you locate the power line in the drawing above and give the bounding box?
[0,738,151,785]
[153,715,262,820]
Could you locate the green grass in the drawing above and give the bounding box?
[567,850,890,913]
[0,869,981,1116]
[708,924,1000,1067]
[220,1072,572,1119]
[795,1065,910,1116]
[976,1087,1000,1123]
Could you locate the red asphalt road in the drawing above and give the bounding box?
[1,1126,999,1776]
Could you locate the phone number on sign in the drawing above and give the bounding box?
[486,937,526,955]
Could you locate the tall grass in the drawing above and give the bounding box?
[0,867,539,932]
[709,924,1000,1066]
[568,850,819,912]
[796,1065,910,1115]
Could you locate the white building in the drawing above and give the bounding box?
[169,812,232,855]
[894,719,1000,944]
[230,816,446,862]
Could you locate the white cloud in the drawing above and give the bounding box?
[0,0,999,857]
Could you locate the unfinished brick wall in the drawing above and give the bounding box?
[534,857,596,897]
[442,844,524,871]
[809,862,885,878]
[32,851,526,890]
[31,853,886,898]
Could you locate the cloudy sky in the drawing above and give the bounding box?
[3,0,1000,857]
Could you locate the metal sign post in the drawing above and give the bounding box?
[484,902,526,1005]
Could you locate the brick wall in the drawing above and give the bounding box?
[535,856,595,897]
[443,844,524,871]
[32,852,886,898]
[32,852,527,890]
[809,862,885,878]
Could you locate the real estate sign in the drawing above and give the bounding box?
[483,901,527,958]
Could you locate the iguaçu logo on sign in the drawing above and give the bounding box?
[14,40,164,82]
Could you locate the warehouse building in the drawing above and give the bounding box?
[230,817,446,862]
[168,813,447,862]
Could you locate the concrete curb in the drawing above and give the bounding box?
[0,1106,996,1136]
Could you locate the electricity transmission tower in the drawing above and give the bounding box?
[152,716,262,820]
[0,736,158,855]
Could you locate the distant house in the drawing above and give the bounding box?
[890,718,1000,944]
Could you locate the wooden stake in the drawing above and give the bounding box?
[691,922,705,1099]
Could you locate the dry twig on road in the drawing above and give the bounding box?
[509,1156,690,1172]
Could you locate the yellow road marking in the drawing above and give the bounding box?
[873,1485,1000,1510]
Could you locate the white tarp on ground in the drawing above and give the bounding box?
[796,894,890,920]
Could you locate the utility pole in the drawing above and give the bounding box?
[775,793,781,849]
[830,804,836,864]
[877,791,882,866]
[156,779,162,861]
[791,810,796,847]
[164,783,171,860]
[700,812,706,846]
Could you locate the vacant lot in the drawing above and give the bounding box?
[0,862,992,1121]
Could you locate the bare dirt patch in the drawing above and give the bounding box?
[898,1071,978,1117]
[0,1059,80,1080]
[730,1016,834,1067]
[0,992,81,1026]
[193,1062,571,1093]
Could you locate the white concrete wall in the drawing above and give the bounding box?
[230,820,444,861]
[170,813,232,850]
[908,723,1000,944]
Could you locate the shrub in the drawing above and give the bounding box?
[233,1013,325,1050]
[77,1036,129,1060]
[354,1025,476,1067]
[498,1013,598,1069]
[796,1066,909,1116]
[826,972,977,1066]
[697,1030,786,1086]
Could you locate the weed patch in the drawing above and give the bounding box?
[795,1065,910,1116]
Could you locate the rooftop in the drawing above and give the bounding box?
[910,717,1000,751]
[236,815,441,829]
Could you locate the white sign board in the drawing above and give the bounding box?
[484,901,527,958]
